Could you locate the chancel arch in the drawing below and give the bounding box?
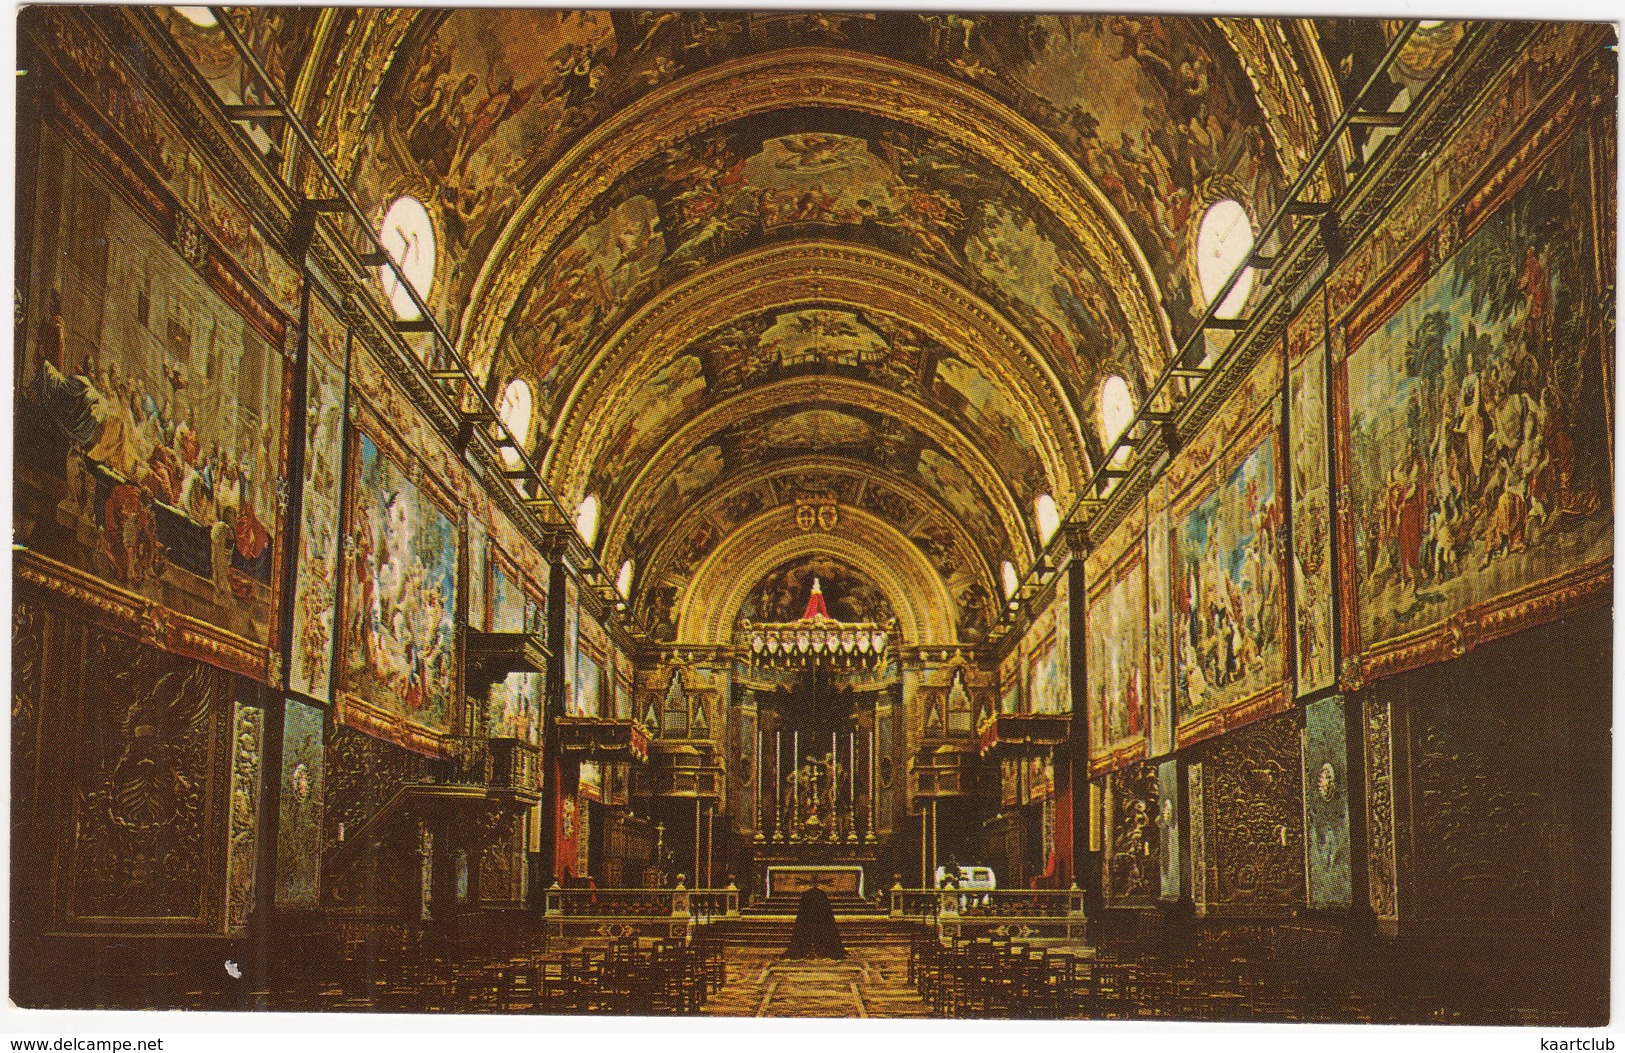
[596,374,1037,572]
[675,503,957,647]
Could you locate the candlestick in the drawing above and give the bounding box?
[831,731,838,842]
[847,731,858,842]
[754,723,764,842]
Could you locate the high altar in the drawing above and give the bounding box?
[739,579,887,903]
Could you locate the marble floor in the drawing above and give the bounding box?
[700,945,931,1018]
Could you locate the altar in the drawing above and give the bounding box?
[747,842,881,906]
[766,864,866,898]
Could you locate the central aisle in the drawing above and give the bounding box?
[700,945,931,1018]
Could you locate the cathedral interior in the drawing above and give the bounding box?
[9,8,1615,1025]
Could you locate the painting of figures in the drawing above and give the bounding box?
[290,295,348,702]
[15,128,285,650]
[1024,579,1070,714]
[1086,550,1147,771]
[1341,124,1611,657]
[342,429,460,737]
[739,555,896,625]
[489,555,544,743]
[1157,760,1180,903]
[1173,420,1287,738]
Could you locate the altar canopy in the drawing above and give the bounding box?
[741,577,893,670]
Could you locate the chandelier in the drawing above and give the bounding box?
[738,578,891,669]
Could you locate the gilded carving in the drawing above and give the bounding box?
[226,701,264,935]
[1363,696,1398,922]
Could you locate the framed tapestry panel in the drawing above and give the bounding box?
[1334,100,1612,687]
[338,417,461,753]
[1171,403,1290,746]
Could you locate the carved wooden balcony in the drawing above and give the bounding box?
[909,745,976,801]
[464,630,549,696]
[554,715,650,764]
[977,712,1073,757]
[632,744,723,799]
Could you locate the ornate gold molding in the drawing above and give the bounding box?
[14,549,271,683]
[624,454,999,612]
[674,503,959,646]
[599,373,1035,569]
[460,48,1173,380]
[547,241,1086,507]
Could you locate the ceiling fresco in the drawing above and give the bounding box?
[582,302,1050,517]
[155,10,1464,643]
[492,110,1135,428]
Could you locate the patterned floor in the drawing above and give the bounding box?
[701,945,931,1018]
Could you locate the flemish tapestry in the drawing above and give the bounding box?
[1172,409,1288,744]
[489,554,544,743]
[17,128,286,656]
[341,427,460,743]
[290,292,347,702]
[1338,116,1611,676]
[1085,543,1147,775]
[1290,338,1336,696]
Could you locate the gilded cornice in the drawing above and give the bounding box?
[675,504,959,647]
[301,8,419,188]
[600,373,1035,570]
[624,455,1000,608]
[1216,18,1342,199]
[460,48,1174,381]
[548,241,1085,507]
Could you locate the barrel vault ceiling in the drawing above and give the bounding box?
[160,9,1467,645]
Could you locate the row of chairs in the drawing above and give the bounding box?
[909,933,1133,1019]
[910,931,1453,1023]
[270,932,725,1015]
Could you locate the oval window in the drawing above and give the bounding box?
[1196,199,1255,320]
[378,196,436,321]
[1034,494,1060,545]
[1001,561,1020,600]
[616,559,635,597]
[497,378,533,469]
[1098,374,1135,452]
[174,7,218,27]
[574,494,600,548]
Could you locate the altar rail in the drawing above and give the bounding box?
[890,887,1087,941]
[544,884,739,941]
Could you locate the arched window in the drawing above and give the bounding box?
[1001,560,1020,600]
[497,378,532,469]
[615,559,635,598]
[378,196,436,321]
[1196,199,1255,320]
[174,7,218,26]
[574,494,600,548]
[1097,374,1135,463]
[1035,494,1060,545]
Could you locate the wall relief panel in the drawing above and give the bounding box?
[1200,711,1306,913]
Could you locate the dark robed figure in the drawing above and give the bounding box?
[782,885,846,960]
